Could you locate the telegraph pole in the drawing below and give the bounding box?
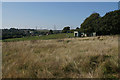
[54,24,56,30]
[54,24,56,33]
[36,26,37,30]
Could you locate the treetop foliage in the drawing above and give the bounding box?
[62,26,70,33]
[80,10,120,35]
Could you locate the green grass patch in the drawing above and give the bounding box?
[3,33,74,42]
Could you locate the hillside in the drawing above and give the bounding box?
[2,35,119,78]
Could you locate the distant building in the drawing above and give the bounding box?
[81,33,87,37]
[24,30,29,34]
[46,32,49,35]
[29,31,33,34]
[74,31,81,37]
[74,31,96,37]
[86,32,96,37]
[93,32,96,36]
[29,31,34,36]
[39,35,42,36]
[74,30,96,37]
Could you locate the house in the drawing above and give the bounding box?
[29,31,34,36]
[29,31,33,34]
[87,32,96,37]
[46,32,49,35]
[74,31,96,37]
[93,32,96,36]
[81,33,87,37]
[74,31,81,37]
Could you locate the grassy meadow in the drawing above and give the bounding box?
[2,35,119,78]
[3,33,74,42]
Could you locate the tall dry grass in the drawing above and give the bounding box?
[2,35,119,78]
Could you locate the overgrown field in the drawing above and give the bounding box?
[2,35,119,78]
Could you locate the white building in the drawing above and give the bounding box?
[93,32,96,36]
[74,31,81,37]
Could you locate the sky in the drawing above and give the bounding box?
[2,0,120,2]
[2,2,118,30]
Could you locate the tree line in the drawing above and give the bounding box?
[2,28,61,39]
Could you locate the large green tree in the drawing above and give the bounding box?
[80,10,120,35]
[62,26,70,33]
[80,13,101,34]
[98,10,120,35]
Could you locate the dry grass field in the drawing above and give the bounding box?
[2,35,119,78]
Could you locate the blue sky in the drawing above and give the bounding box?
[2,2,118,30]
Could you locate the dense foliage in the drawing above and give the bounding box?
[2,28,27,39]
[49,30,53,34]
[2,28,61,39]
[62,26,70,33]
[80,10,120,35]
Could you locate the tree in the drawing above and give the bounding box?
[80,10,120,35]
[98,10,120,35]
[80,13,101,34]
[49,30,53,34]
[62,26,70,33]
